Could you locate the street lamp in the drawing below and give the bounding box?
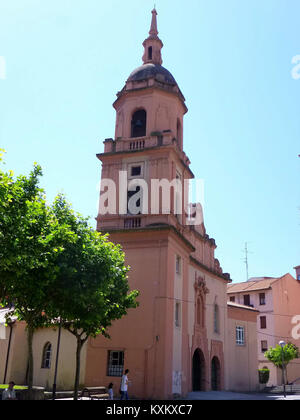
[52,318,62,400]
[279,340,286,399]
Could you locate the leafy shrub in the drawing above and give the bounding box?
[258,369,270,384]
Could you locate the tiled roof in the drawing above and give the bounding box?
[227,277,280,293]
[127,64,177,86]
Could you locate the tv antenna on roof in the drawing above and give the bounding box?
[243,242,253,281]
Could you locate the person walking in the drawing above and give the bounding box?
[108,383,114,400]
[120,369,130,400]
[2,382,17,400]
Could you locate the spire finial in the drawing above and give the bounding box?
[142,9,163,65]
[149,8,158,37]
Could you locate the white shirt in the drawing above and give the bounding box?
[2,388,16,400]
[121,375,128,392]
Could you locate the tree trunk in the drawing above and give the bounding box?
[73,337,82,400]
[27,326,34,400]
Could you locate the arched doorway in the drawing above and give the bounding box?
[192,349,205,391]
[211,356,221,391]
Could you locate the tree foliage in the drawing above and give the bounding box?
[0,152,139,399]
[0,152,75,393]
[49,195,139,399]
[258,368,270,384]
[264,342,299,370]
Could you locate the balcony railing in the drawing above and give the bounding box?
[102,134,191,168]
[124,217,141,229]
[130,140,145,150]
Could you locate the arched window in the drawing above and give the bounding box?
[214,304,220,334]
[131,110,147,138]
[194,273,208,330]
[41,342,52,369]
[197,298,201,325]
[148,46,153,60]
[196,296,204,327]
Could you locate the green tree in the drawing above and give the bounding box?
[264,342,299,382]
[0,153,75,397]
[0,153,139,399]
[49,196,139,400]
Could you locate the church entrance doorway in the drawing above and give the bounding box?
[192,348,206,391]
[211,356,221,391]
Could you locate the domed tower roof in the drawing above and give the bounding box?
[115,9,186,108]
[127,63,177,86]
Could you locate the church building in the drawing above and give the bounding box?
[85,9,233,399]
[0,9,260,399]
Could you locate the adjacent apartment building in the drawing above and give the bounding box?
[227,272,300,386]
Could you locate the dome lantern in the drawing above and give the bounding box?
[142,8,163,66]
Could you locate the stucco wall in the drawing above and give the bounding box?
[0,320,87,390]
[0,323,9,383]
[272,275,300,385]
[84,230,171,399]
[228,275,300,386]
[114,89,186,140]
[188,262,228,391]
[0,321,28,385]
[171,241,184,396]
[32,327,87,390]
[226,305,259,392]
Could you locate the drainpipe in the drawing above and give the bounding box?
[3,321,15,384]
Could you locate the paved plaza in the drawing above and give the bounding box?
[186,391,300,400]
[54,391,300,401]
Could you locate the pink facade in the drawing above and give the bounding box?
[226,303,259,391]
[0,10,263,396]
[227,273,300,386]
[85,9,232,399]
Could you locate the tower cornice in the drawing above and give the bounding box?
[97,139,195,179]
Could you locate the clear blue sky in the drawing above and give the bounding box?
[0,0,299,283]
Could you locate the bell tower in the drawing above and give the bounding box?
[90,9,231,401]
[97,8,195,232]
